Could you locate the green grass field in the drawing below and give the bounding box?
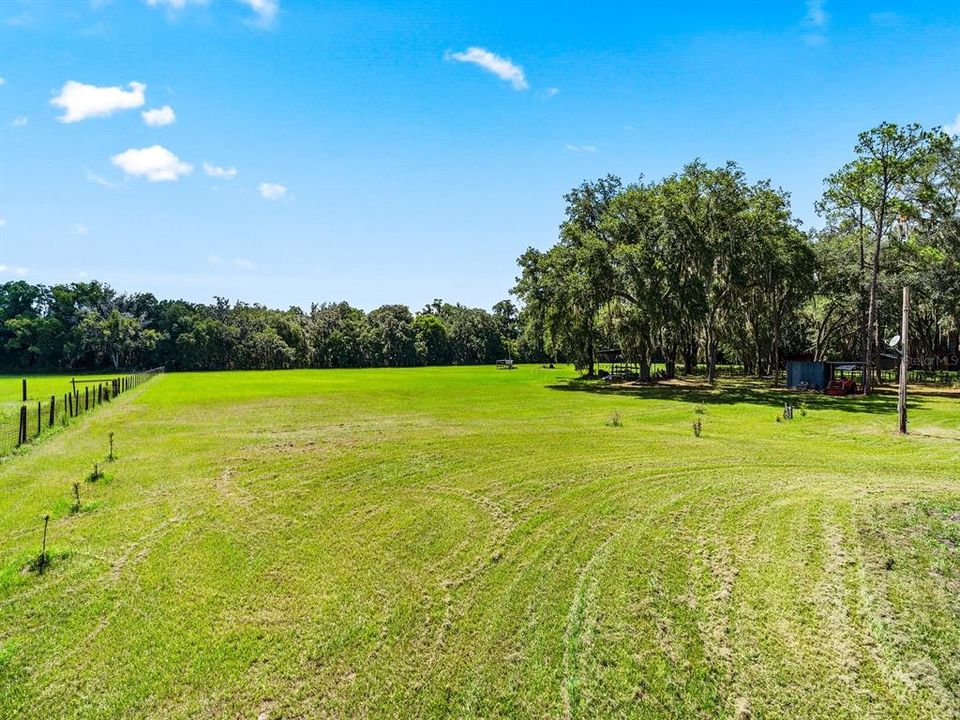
[0,375,76,404]
[0,374,114,430]
[0,366,958,719]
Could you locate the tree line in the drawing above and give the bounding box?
[0,283,526,371]
[513,123,960,387]
[3,122,957,380]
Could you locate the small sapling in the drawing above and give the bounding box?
[71,482,81,514]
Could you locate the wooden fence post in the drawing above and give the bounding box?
[22,378,27,402]
[85,386,89,411]
[36,401,41,437]
[49,396,55,426]
[18,406,26,446]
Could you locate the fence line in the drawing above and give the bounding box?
[2,367,164,457]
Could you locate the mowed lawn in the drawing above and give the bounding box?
[0,367,958,719]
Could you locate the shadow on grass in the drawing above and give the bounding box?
[545,376,934,415]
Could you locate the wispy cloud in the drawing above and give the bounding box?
[805,0,827,27]
[238,0,278,27]
[112,145,193,181]
[52,81,145,123]
[564,144,596,153]
[74,223,89,236]
[544,87,560,98]
[943,114,960,137]
[85,168,120,189]
[0,264,28,276]
[141,105,176,126]
[4,13,32,27]
[10,116,27,127]
[203,162,238,179]
[258,182,287,200]
[803,0,828,45]
[145,0,209,10]
[208,255,257,271]
[445,47,528,90]
[869,11,902,27]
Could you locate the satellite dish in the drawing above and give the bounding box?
[887,334,901,348]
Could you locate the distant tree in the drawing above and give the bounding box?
[413,313,450,365]
[819,123,936,393]
[366,305,416,366]
[79,308,159,370]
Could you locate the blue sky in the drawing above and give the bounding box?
[0,0,958,311]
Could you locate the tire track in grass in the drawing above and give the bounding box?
[28,511,195,712]
[814,509,871,700]
[848,500,960,718]
[560,477,714,720]
[457,463,767,716]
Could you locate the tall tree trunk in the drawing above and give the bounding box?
[682,342,697,375]
[859,208,868,366]
[705,323,718,383]
[863,192,887,395]
[665,342,677,379]
[772,312,782,387]
[586,321,595,378]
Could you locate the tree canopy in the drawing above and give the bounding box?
[514,123,960,387]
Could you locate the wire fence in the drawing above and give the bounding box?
[1,367,164,457]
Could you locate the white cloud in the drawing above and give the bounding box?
[0,217,6,227]
[85,168,119,189]
[203,162,238,179]
[208,255,256,271]
[544,87,559,97]
[146,0,208,8]
[802,0,828,44]
[445,47,528,90]
[943,114,960,137]
[11,115,27,127]
[0,265,28,276]
[258,182,287,200]
[0,77,5,85]
[112,145,193,181]
[141,105,176,126]
[4,14,31,27]
[238,0,278,27]
[51,80,146,123]
[74,223,89,236]
[564,144,596,153]
[804,0,827,27]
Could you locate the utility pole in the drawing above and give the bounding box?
[898,286,909,435]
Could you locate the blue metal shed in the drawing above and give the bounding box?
[786,361,829,390]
